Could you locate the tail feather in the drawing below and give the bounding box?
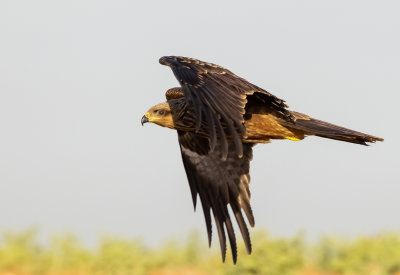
[285,112,384,145]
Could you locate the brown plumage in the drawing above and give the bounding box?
[141,56,383,263]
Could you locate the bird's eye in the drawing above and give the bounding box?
[158,110,165,115]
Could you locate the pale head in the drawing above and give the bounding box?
[141,102,175,129]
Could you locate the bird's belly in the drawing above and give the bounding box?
[244,113,304,143]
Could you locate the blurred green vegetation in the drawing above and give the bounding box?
[0,229,399,275]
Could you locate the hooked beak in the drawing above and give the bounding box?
[141,115,149,125]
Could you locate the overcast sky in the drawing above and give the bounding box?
[0,1,399,247]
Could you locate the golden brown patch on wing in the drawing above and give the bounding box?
[165,87,184,100]
[244,114,305,143]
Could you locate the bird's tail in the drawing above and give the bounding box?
[285,111,384,145]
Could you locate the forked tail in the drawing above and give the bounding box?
[285,112,384,145]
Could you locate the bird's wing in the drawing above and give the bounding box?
[160,56,292,159]
[165,87,184,100]
[178,130,255,263]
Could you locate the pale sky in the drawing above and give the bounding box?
[0,1,398,247]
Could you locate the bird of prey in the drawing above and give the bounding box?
[141,56,383,263]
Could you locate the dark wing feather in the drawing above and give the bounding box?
[160,56,293,159]
[178,131,255,263]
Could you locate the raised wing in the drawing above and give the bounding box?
[178,131,255,263]
[160,56,292,159]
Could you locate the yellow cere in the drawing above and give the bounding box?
[146,112,162,122]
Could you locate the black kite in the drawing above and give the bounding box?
[141,56,383,263]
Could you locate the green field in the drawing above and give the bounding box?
[0,229,399,275]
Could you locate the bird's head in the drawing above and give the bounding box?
[141,102,174,129]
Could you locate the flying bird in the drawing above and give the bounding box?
[141,56,383,263]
